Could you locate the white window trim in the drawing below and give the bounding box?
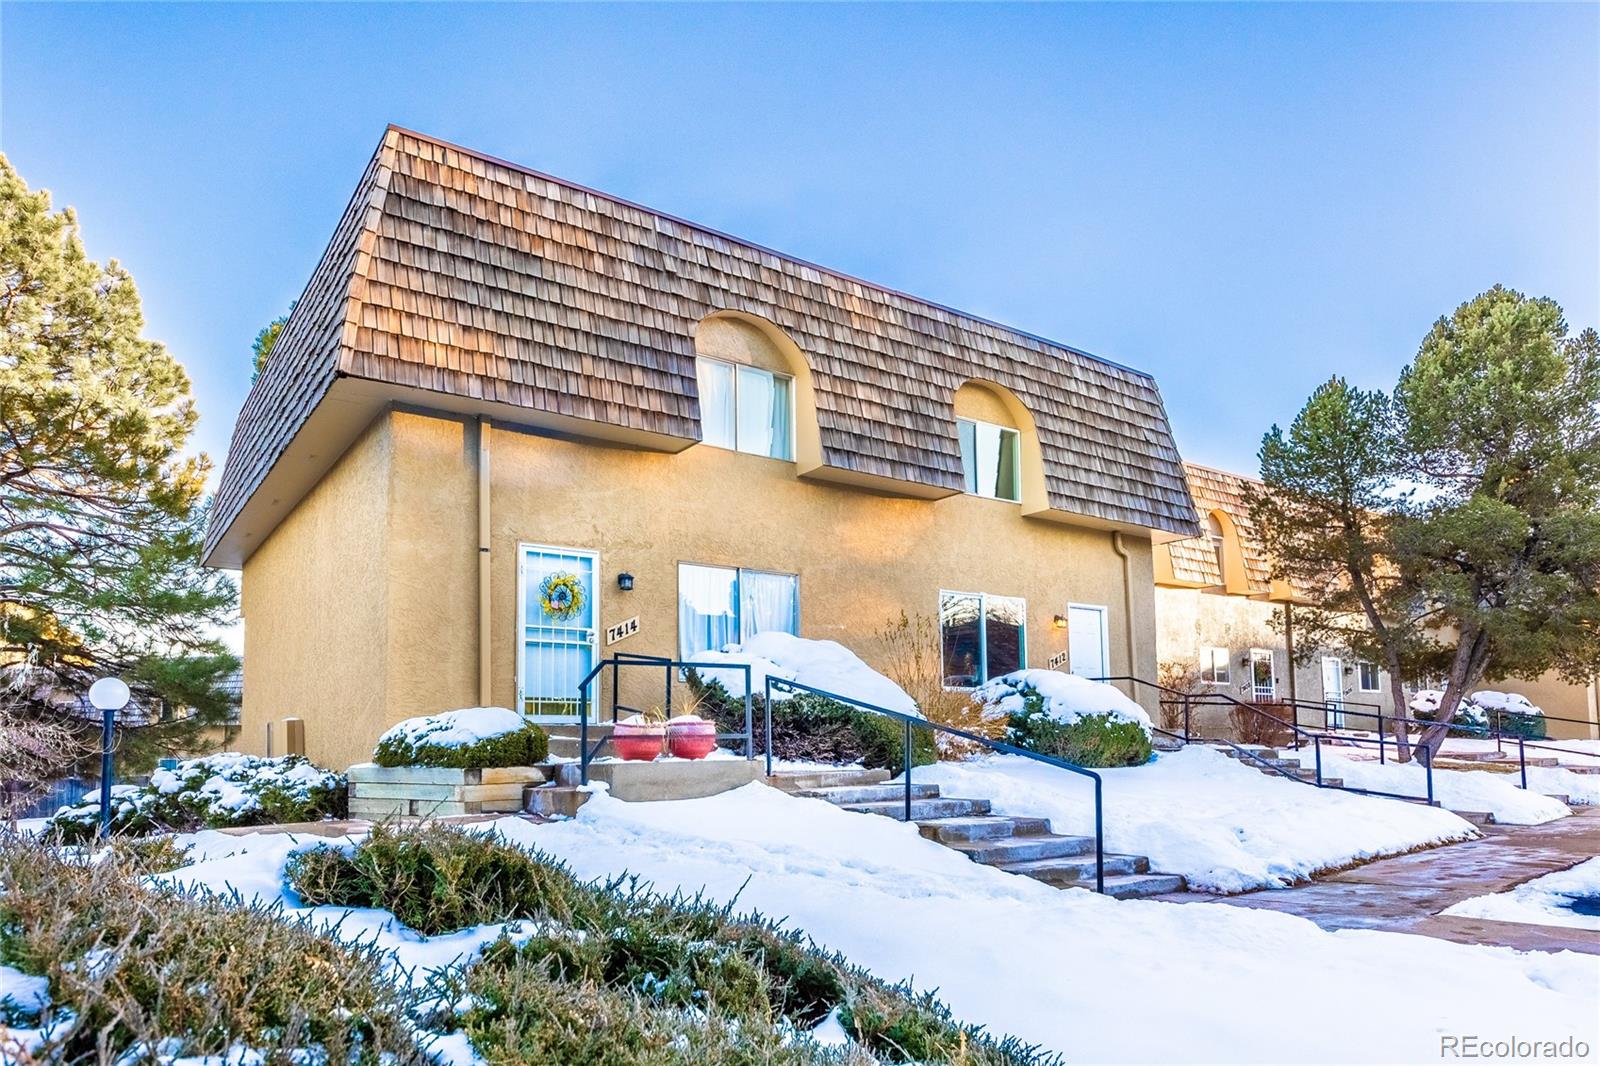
[1357,661,1381,692]
[1201,646,1231,685]
[697,356,796,461]
[955,416,1022,502]
[1066,602,1110,680]
[939,588,1029,689]
[676,561,801,661]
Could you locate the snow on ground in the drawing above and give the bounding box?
[37,791,1597,1064]
[376,706,528,749]
[916,747,1475,892]
[1291,747,1573,824]
[692,631,919,715]
[971,670,1151,729]
[497,786,1595,1065]
[0,963,50,1016]
[1444,857,1600,932]
[1437,737,1600,768]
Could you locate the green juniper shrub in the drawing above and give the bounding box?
[372,722,549,769]
[689,673,936,771]
[0,836,428,1063]
[1006,694,1152,768]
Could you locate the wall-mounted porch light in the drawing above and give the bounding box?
[617,572,635,592]
[1052,614,1068,629]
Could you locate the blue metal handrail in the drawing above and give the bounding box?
[574,656,753,786]
[762,675,1108,894]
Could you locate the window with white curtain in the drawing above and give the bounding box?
[939,590,1026,687]
[696,358,793,460]
[1358,662,1381,692]
[678,563,799,659]
[957,418,1020,501]
[1200,646,1231,685]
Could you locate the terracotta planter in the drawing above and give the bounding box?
[612,722,665,761]
[667,717,718,760]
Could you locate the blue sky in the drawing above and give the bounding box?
[4,3,1597,481]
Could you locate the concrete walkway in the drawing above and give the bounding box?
[1154,807,1600,954]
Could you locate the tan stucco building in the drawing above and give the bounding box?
[206,127,1199,771]
[1153,463,1401,732]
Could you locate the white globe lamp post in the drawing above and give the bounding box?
[89,677,131,837]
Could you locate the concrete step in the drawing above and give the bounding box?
[523,784,590,818]
[1560,765,1600,775]
[797,783,941,805]
[1100,872,1188,899]
[1451,810,1496,827]
[917,815,1050,843]
[953,833,1096,865]
[768,769,891,792]
[1542,794,1572,806]
[844,797,991,821]
[1152,735,1185,752]
[992,852,1143,885]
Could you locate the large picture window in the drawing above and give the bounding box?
[939,590,1026,687]
[696,358,793,460]
[957,418,1020,501]
[678,563,799,659]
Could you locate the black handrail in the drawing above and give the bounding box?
[1104,675,1440,806]
[762,675,1108,894]
[575,656,754,785]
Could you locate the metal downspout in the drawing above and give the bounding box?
[478,417,492,706]
[1111,532,1138,700]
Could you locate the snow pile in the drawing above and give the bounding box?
[1408,690,1544,733]
[376,706,527,750]
[693,632,919,716]
[0,963,49,1021]
[1471,690,1542,717]
[1290,747,1571,824]
[917,746,1475,892]
[973,670,1151,730]
[498,786,1594,1064]
[46,755,344,840]
[1444,856,1600,932]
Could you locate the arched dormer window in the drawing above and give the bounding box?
[694,314,807,462]
[953,381,1042,505]
[1206,514,1227,574]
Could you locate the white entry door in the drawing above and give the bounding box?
[1322,656,1345,728]
[518,544,599,720]
[1067,604,1110,679]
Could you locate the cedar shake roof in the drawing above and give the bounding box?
[1166,463,1273,594]
[206,127,1199,563]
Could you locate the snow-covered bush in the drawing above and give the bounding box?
[288,822,1049,1066]
[692,632,919,716]
[0,835,427,1062]
[977,672,1153,768]
[688,678,936,770]
[372,706,549,768]
[45,754,345,843]
[1408,690,1546,739]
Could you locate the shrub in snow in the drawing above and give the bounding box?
[692,631,919,716]
[45,754,345,843]
[688,678,936,771]
[290,822,1051,1066]
[1408,690,1546,740]
[0,835,426,1063]
[372,706,549,768]
[978,672,1153,768]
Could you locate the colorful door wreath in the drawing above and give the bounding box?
[539,571,587,621]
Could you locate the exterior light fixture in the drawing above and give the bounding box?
[89,677,131,838]
[1052,614,1068,629]
[617,572,635,592]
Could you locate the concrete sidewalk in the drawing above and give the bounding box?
[1155,807,1600,954]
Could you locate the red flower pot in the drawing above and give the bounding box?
[667,717,718,760]
[612,722,665,761]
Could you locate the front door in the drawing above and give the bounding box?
[518,544,599,721]
[1322,657,1345,728]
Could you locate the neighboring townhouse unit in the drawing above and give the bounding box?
[205,127,1200,771]
[1152,463,1399,731]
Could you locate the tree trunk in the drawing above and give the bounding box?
[1417,626,1491,762]
[1385,667,1412,763]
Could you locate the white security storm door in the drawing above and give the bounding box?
[518,545,599,721]
[1067,604,1110,679]
[1322,656,1345,728]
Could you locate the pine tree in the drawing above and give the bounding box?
[0,153,238,767]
